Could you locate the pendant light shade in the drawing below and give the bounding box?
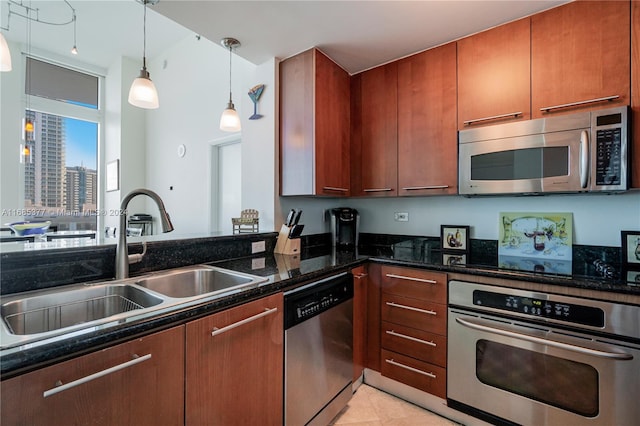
[0,32,12,72]
[128,0,159,109]
[220,37,241,132]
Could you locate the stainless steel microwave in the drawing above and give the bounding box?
[458,106,629,195]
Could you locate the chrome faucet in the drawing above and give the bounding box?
[116,188,174,280]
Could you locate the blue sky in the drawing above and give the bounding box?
[65,117,97,170]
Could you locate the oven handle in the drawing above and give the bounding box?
[455,317,633,360]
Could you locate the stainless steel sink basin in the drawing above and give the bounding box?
[135,266,266,298]
[1,284,164,335]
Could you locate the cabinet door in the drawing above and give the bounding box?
[397,44,457,196]
[531,0,630,118]
[632,0,640,189]
[1,326,185,426]
[352,265,368,381]
[365,263,382,371]
[185,293,284,426]
[354,62,398,197]
[457,17,531,128]
[315,49,351,196]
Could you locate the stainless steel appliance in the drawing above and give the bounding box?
[284,273,353,426]
[329,208,359,248]
[448,280,640,426]
[459,106,629,195]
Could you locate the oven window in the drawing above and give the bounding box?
[470,147,568,180]
[476,340,599,417]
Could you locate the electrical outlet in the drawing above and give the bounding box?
[394,212,409,222]
[251,241,266,253]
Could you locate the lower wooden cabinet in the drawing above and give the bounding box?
[1,326,185,426]
[352,265,369,381]
[185,293,284,426]
[381,349,446,398]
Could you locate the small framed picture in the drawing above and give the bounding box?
[621,231,640,270]
[106,159,119,192]
[443,252,467,266]
[441,225,470,253]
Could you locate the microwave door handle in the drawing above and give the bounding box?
[580,130,589,189]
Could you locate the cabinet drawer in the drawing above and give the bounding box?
[381,293,446,335]
[381,266,446,303]
[381,349,446,399]
[381,321,446,367]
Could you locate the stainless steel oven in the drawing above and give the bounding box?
[448,281,640,426]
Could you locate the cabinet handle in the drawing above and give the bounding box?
[211,307,278,337]
[401,185,449,191]
[386,330,437,347]
[385,273,437,284]
[463,111,523,126]
[540,95,619,112]
[322,186,349,192]
[354,273,368,279]
[43,353,152,398]
[363,188,393,192]
[386,301,436,316]
[385,358,436,379]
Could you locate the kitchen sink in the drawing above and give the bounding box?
[1,283,164,336]
[135,266,267,298]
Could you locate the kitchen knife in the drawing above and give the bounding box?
[285,209,295,227]
[292,209,303,226]
[288,224,304,239]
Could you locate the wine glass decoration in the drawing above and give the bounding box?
[248,84,265,120]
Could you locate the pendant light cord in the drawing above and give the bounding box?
[142,0,147,70]
[228,44,232,104]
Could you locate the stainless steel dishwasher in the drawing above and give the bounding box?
[284,272,353,426]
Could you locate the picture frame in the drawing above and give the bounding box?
[621,231,640,270]
[441,225,470,253]
[443,252,467,266]
[106,159,119,192]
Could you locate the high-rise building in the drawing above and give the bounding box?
[66,166,97,212]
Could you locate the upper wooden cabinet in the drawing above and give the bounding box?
[280,48,351,196]
[632,0,640,189]
[457,17,531,129]
[397,43,458,196]
[351,62,398,197]
[531,0,630,118]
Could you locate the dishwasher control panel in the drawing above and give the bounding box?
[284,273,353,329]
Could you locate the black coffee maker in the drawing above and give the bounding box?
[330,208,359,248]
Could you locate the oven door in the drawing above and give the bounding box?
[458,129,586,195]
[447,309,640,426]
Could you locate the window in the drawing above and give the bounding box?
[23,57,100,231]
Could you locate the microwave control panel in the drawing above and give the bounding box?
[594,110,624,187]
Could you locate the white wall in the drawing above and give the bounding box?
[280,192,640,247]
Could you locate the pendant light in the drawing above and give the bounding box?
[128,0,159,109]
[0,32,11,71]
[219,37,241,132]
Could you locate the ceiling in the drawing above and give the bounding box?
[2,1,569,75]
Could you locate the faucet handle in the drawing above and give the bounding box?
[128,241,147,265]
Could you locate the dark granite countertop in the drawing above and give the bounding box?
[2,239,638,379]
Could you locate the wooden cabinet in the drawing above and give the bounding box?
[632,0,640,189]
[531,0,630,118]
[379,266,447,398]
[352,265,368,381]
[457,17,531,128]
[280,48,351,196]
[185,293,283,426]
[1,326,185,426]
[351,62,398,197]
[365,262,382,371]
[397,43,458,196]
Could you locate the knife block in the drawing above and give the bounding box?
[274,224,301,255]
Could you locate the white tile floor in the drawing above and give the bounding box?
[331,384,460,426]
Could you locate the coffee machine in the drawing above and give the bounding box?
[329,208,359,248]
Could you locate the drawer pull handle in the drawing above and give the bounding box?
[401,185,449,191]
[43,353,152,398]
[540,95,619,112]
[354,273,368,279]
[212,307,278,336]
[463,111,522,126]
[386,330,436,347]
[385,358,436,379]
[386,301,436,316]
[363,188,393,192]
[322,186,349,192]
[385,273,437,284]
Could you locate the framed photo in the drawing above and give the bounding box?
[443,252,467,266]
[441,225,470,253]
[621,231,640,270]
[106,160,119,192]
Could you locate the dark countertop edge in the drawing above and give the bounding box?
[3,249,637,379]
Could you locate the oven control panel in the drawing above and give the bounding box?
[473,290,604,327]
